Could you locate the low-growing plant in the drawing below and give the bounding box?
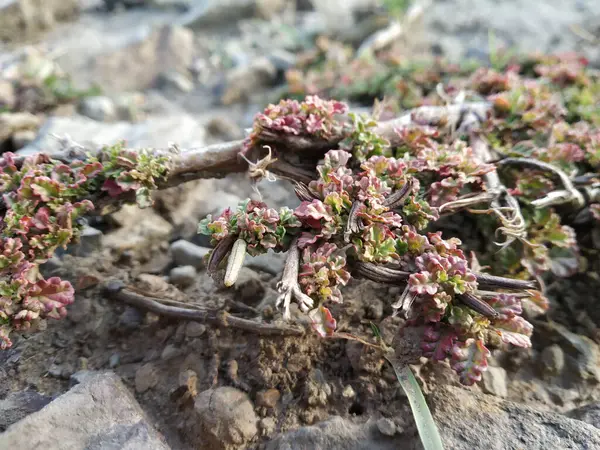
[1,49,599,449]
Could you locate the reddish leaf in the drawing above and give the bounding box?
[450,339,490,385]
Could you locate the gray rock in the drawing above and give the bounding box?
[221,57,277,104]
[0,372,169,449]
[70,370,99,386]
[170,240,210,269]
[161,344,181,360]
[376,417,396,437]
[568,403,600,429]
[135,363,159,393]
[265,416,406,450]
[420,0,600,66]
[0,0,79,42]
[87,25,196,92]
[118,306,144,331]
[185,322,206,338]
[180,0,257,29]
[190,387,258,449]
[169,265,197,288]
[109,353,121,368]
[430,385,600,449]
[78,96,117,122]
[481,366,508,398]
[19,114,205,157]
[539,344,565,376]
[67,226,103,257]
[157,70,194,93]
[246,252,285,276]
[0,391,53,431]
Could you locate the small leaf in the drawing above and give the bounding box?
[450,338,490,385]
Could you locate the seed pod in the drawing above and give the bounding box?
[224,239,247,287]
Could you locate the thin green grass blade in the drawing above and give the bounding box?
[386,356,444,450]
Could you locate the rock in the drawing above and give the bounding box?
[19,113,205,156]
[88,25,196,92]
[190,387,258,449]
[0,391,53,431]
[78,96,117,122]
[135,363,159,393]
[105,205,174,251]
[118,306,144,331]
[376,417,396,437]
[0,0,80,42]
[109,353,121,368]
[206,116,244,141]
[568,403,600,429]
[221,57,277,104]
[170,265,197,288]
[161,344,181,360]
[181,0,261,29]
[420,0,600,66]
[0,80,16,110]
[69,370,99,386]
[481,366,508,398]
[265,416,405,450]
[366,299,384,320]
[170,240,210,269]
[256,389,281,408]
[157,70,194,93]
[342,385,356,399]
[260,417,277,436]
[67,226,103,257]
[303,369,332,407]
[11,130,37,150]
[234,268,265,306]
[185,322,206,338]
[267,49,297,72]
[0,372,169,449]
[429,385,600,449]
[245,252,285,276]
[539,344,565,376]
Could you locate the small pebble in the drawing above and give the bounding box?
[482,366,508,398]
[377,417,397,436]
[109,353,121,368]
[169,265,197,288]
[135,363,158,393]
[185,322,206,338]
[161,344,180,360]
[170,240,210,268]
[540,344,565,376]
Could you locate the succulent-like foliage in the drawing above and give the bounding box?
[0,144,169,348]
[200,96,545,384]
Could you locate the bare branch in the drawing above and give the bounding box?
[104,280,305,336]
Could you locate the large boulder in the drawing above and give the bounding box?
[0,372,170,449]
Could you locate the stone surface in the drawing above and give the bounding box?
[0,372,169,449]
[88,25,196,92]
[376,418,397,437]
[539,344,566,376]
[78,96,117,122]
[66,225,103,257]
[169,265,197,288]
[0,0,80,42]
[156,70,194,92]
[265,416,407,450]
[421,0,600,66]
[221,57,277,104]
[18,113,205,156]
[170,240,210,269]
[0,390,53,431]
[245,252,285,276]
[568,403,600,429]
[481,366,508,398]
[429,385,600,449]
[135,363,159,393]
[190,387,258,449]
[185,321,206,338]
